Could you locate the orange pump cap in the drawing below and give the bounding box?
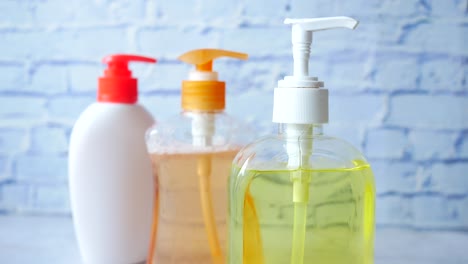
[179,49,248,71]
[178,49,248,111]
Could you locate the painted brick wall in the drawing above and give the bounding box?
[0,0,466,230]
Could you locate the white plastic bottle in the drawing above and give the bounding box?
[69,54,157,264]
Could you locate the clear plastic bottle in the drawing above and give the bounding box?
[228,17,375,264]
[146,49,252,264]
[228,124,375,264]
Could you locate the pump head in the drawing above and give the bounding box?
[273,17,358,124]
[98,54,156,104]
[285,17,358,79]
[178,49,248,111]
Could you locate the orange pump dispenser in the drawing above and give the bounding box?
[145,49,251,264]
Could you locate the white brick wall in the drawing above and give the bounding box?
[388,95,468,129]
[0,0,466,229]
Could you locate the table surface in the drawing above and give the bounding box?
[0,215,467,264]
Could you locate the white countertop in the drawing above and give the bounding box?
[0,215,467,264]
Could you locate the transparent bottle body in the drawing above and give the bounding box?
[228,124,375,264]
[146,111,252,264]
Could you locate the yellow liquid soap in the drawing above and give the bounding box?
[148,149,239,264]
[228,163,375,264]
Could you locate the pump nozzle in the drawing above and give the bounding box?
[179,49,248,73]
[283,16,358,80]
[285,17,358,32]
[178,49,248,111]
[99,54,156,104]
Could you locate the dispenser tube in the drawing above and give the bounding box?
[180,49,248,264]
[291,201,307,264]
[198,154,224,264]
[192,113,224,264]
[285,124,313,264]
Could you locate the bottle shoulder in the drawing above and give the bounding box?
[71,103,153,143]
[146,112,255,153]
[234,134,368,170]
[77,103,153,124]
[150,112,250,129]
[70,104,153,158]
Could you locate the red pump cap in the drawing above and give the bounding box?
[98,54,156,104]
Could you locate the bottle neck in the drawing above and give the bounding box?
[184,110,224,147]
[278,123,323,137]
[279,124,322,168]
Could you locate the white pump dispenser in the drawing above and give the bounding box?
[273,16,359,125]
[228,17,375,264]
[275,17,360,264]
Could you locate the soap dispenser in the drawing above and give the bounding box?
[69,54,156,264]
[145,49,253,264]
[228,17,376,264]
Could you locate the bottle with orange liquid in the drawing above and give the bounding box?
[145,49,253,263]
